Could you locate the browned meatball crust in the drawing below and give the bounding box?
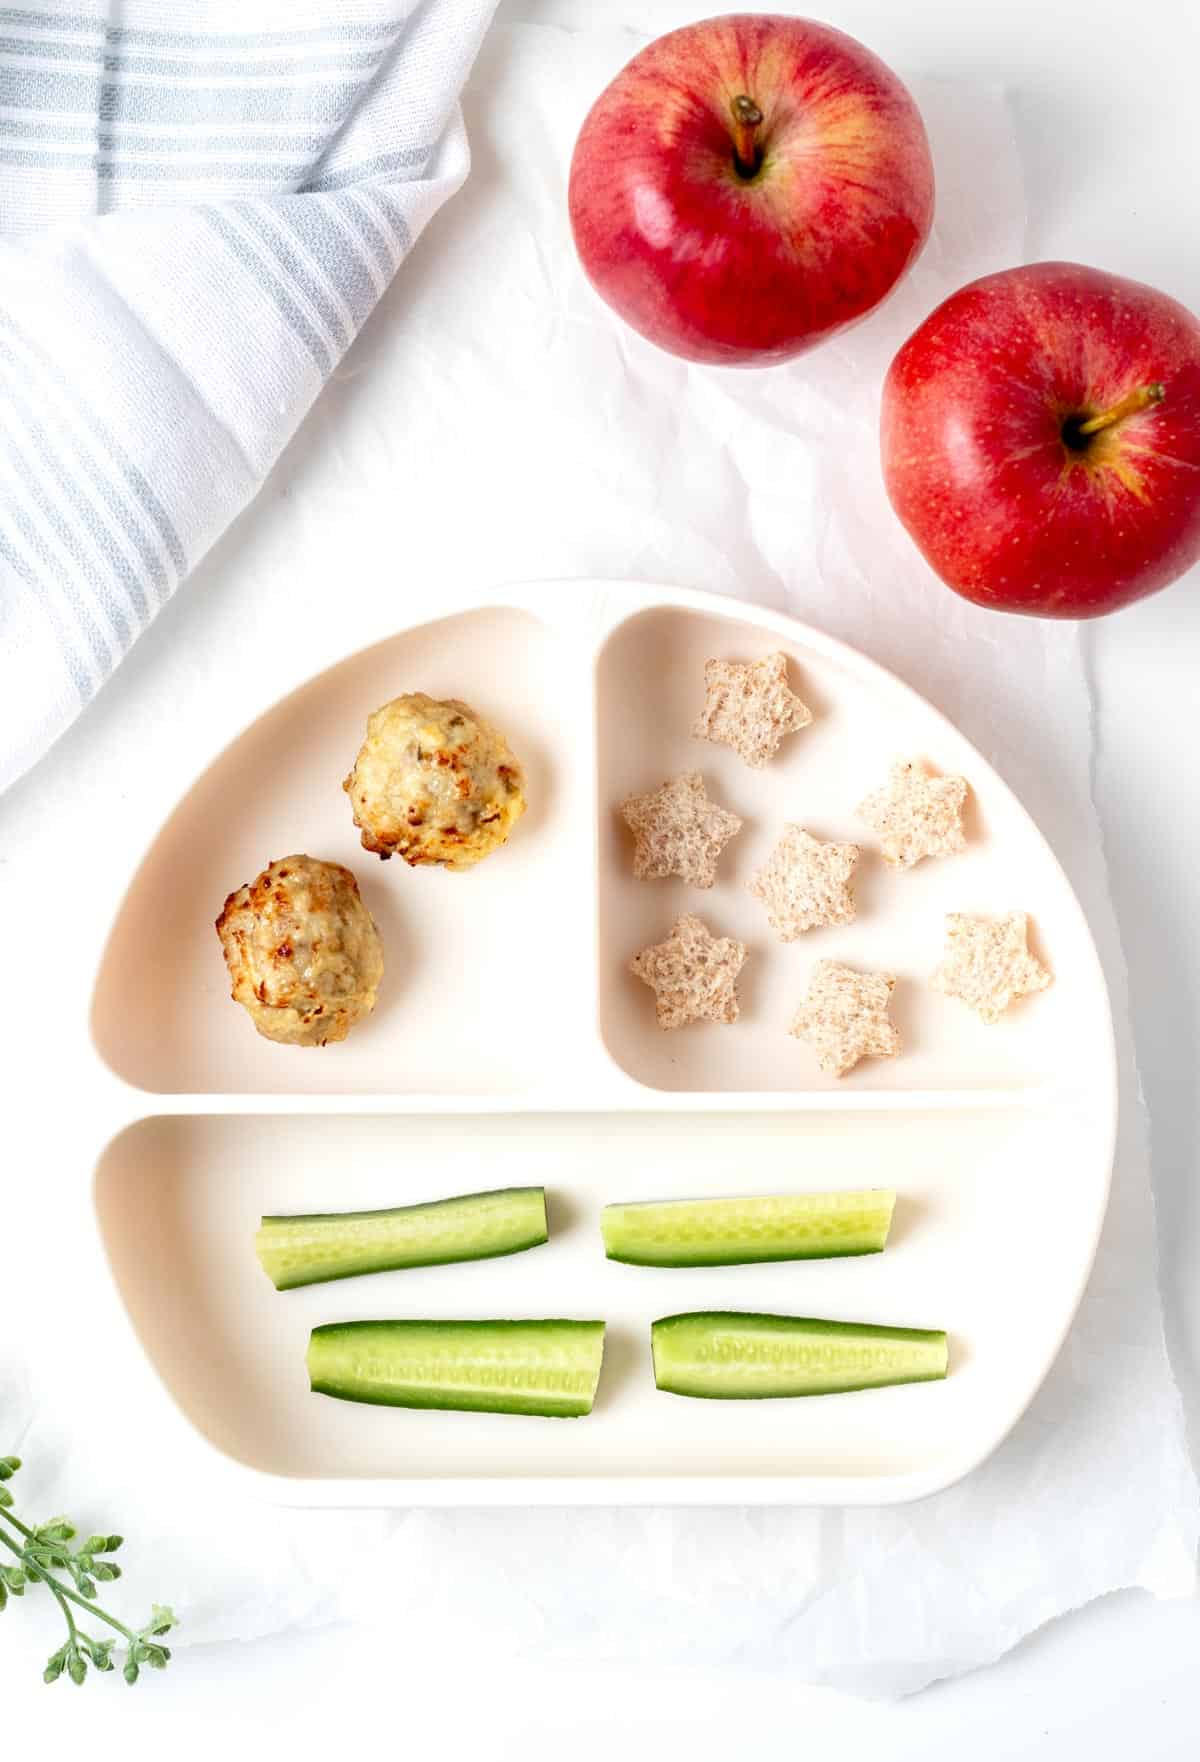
[343,693,526,870]
[216,855,383,1047]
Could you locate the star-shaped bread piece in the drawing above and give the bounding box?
[620,772,743,888]
[933,912,1051,1024]
[858,759,969,869]
[790,961,902,1078]
[692,652,813,769]
[630,913,747,1030]
[748,826,859,940]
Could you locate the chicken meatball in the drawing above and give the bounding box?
[215,855,383,1047]
[343,693,526,870]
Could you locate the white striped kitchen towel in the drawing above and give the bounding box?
[0,0,498,793]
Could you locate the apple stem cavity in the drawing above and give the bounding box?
[1075,382,1166,440]
[729,94,764,179]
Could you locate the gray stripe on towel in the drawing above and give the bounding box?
[1,314,187,582]
[0,327,164,611]
[0,143,312,181]
[304,145,431,191]
[0,522,93,704]
[268,195,380,328]
[0,36,385,75]
[0,371,136,645]
[3,12,403,49]
[0,66,365,126]
[342,188,400,280]
[231,200,349,351]
[201,206,333,375]
[0,119,334,157]
[0,453,115,675]
[354,182,414,259]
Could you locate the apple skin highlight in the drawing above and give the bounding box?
[881,261,1200,618]
[568,14,934,367]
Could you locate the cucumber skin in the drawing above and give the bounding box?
[602,1190,894,1268]
[256,1186,548,1290]
[652,1312,948,1400]
[308,1319,606,1418]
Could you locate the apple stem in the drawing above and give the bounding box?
[730,94,764,177]
[1077,382,1165,438]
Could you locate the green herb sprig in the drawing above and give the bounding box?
[0,1455,178,1685]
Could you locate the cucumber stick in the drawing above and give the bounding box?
[652,1312,947,1399]
[256,1187,547,1290]
[308,1319,606,1417]
[602,1189,894,1267]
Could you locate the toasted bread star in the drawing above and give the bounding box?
[749,826,859,940]
[790,961,902,1078]
[692,651,812,769]
[630,913,747,1030]
[858,759,968,869]
[620,772,743,888]
[933,912,1051,1024]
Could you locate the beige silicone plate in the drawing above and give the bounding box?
[88,582,1115,1505]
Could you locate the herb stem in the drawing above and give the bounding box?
[37,1574,136,1640]
[0,1524,73,1637]
[0,1505,37,1542]
[0,1522,26,1562]
[50,1576,78,1641]
[0,1458,176,1685]
[0,1513,135,1641]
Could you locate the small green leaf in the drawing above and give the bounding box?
[0,1486,12,1508]
[1,1565,26,1591]
[0,1579,7,1613]
[44,1646,66,1685]
[81,1633,115,1670]
[68,1650,87,1687]
[92,1561,120,1582]
[77,1576,97,1599]
[0,1456,19,1480]
[81,1535,110,1556]
[106,1535,124,1553]
[35,1519,76,1544]
[143,1645,169,1671]
[148,1604,178,1636]
[123,1657,140,1686]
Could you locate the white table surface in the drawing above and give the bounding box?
[5,0,1200,1752]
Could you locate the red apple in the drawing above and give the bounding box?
[567,14,934,366]
[881,262,1200,618]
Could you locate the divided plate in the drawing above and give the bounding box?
[88,582,1116,1505]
